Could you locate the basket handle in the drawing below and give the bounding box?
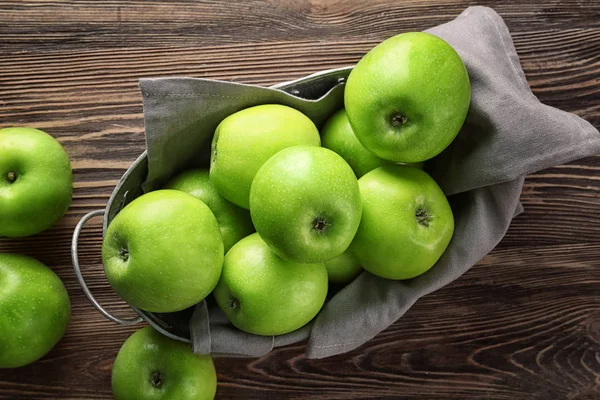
[71,210,143,326]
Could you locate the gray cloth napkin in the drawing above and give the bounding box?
[139,5,600,359]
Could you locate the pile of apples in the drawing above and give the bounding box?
[103,31,471,338]
[0,31,470,400]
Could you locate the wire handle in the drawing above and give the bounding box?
[71,210,143,326]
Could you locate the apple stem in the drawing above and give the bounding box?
[118,247,129,262]
[6,171,16,183]
[391,113,408,127]
[415,208,431,227]
[230,298,239,310]
[312,217,329,233]
[151,371,163,388]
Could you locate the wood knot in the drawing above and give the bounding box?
[587,313,600,345]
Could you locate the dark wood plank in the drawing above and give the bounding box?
[1,0,599,50]
[0,1,599,399]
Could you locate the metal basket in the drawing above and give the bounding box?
[71,67,352,343]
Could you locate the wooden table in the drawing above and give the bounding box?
[1,1,599,399]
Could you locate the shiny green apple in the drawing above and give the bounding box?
[210,104,320,209]
[102,190,224,313]
[321,108,383,178]
[0,127,72,237]
[250,146,362,263]
[351,165,454,280]
[0,253,70,368]
[213,233,328,336]
[324,250,362,284]
[164,169,254,252]
[345,32,471,163]
[112,326,217,400]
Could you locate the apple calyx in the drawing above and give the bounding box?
[416,208,432,227]
[312,217,329,233]
[391,113,408,127]
[230,298,239,310]
[150,371,164,388]
[6,171,16,183]
[118,247,129,262]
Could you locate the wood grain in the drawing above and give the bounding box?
[1,1,599,399]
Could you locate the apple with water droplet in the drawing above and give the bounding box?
[345,32,471,163]
[112,327,217,400]
[0,254,70,368]
[250,146,362,263]
[213,233,328,336]
[102,190,224,313]
[0,127,72,237]
[351,165,454,280]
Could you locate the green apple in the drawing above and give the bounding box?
[0,253,70,368]
[102,190,224,313]
[0,127,72,237]
[210,104,320,209]
[345,32,471,163]
[214,233,328,336]
[112,326,217,400]
[321,108,383,178]
[250,146,362,263]
[324,251,362,284]
[351,165,454,280]
[164,169,254,252]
